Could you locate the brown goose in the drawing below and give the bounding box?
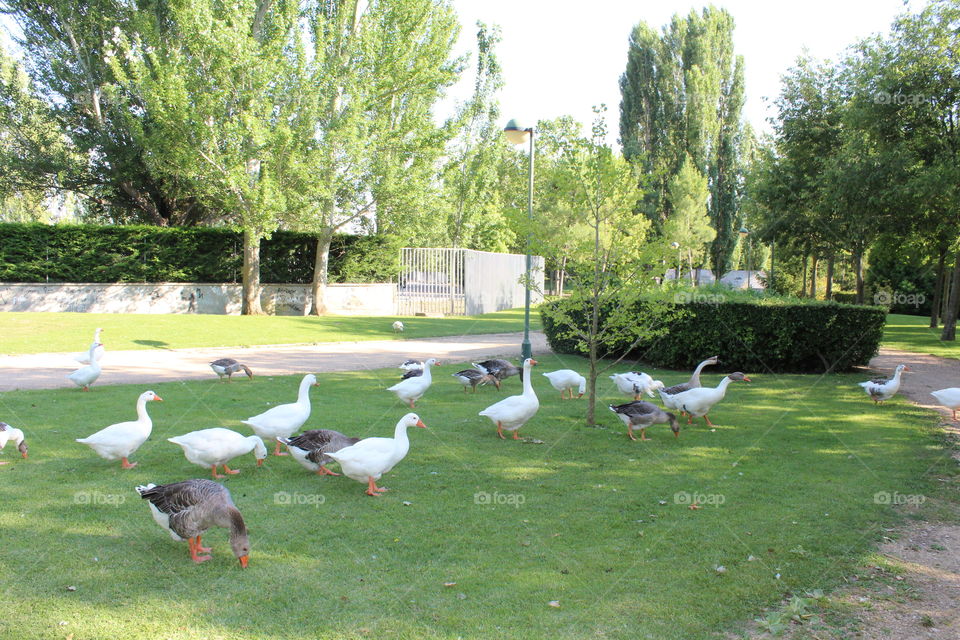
[660,356,720,396]
[209,358,254,382]
[279,429,360,475]
[609,401,680,441]
[136,479,250,567]
[472,359,520,390]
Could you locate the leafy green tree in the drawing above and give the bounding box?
[534,109,672,425]
[662,154,715,283]
[619,6,745,275]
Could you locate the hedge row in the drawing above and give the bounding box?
[541,296,886,374]
[0,223,401,284]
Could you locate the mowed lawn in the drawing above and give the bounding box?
[0,353,951,639]
[882,313,960,360]
[0,308,542,355]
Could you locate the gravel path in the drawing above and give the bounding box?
[0,331,551,392]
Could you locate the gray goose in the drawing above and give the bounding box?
[279,429,360,475]
[472,359,520,390]
[451,368,494,393]
[209,358,254,382]
[608,401,680,441]
[136,479,250,567]
[660,356,720,396]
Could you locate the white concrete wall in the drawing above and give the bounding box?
[0,282,397,316]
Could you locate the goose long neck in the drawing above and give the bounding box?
[689,359,711,386]
[297,378,313,404]
[891,368,903,383]
[522,363,535,396]
[715,377,734,396]
[135,396,151,423]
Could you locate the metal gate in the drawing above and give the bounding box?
[397,248,543,316]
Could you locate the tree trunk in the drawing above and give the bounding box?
[810,255,818,299]
[941,253,960,341]
[801,254,808,298]
[825,254,834,300]
[930,246,946,328]
[241,229,265,315]
[310,229,334,316]
[854,250,865,305]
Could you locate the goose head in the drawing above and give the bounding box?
[894,364,911,375]
[400,412,427,430]
[727,372,751,383]
[141,390,164,403]
[252,436,268,466]
[18,439,28,458]
[230,527,251,569]
[666,412,680,438]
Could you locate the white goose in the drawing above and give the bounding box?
[0,422,28,462]
[859,364,910,404]
[241,374,318,456]
[930,388,960,421]
[168,428,267,479]
[67,342,103,391]
[669,372,751,427]
[479,358,539,439]
[76,390,163,468]
[387,358,438,408]
[325,413,426,496]
[543,369,586,399]
[610,371,664,400]
[72,327,105,364]
[659,356,720,396]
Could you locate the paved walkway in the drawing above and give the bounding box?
[0,331,551,392]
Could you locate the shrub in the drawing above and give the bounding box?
[541,293,885,373]
[0,223,400,284]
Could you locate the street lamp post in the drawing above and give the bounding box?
[739,226,751,290]
[670,241,681,282]
[504,119,534,361]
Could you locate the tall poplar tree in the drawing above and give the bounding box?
[619,6,745,275]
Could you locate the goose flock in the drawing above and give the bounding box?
[2,325,953,568]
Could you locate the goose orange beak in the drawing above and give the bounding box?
[530,359,539,365]
[743,376,752,382]
[153,395,164,402]
[239,555,249,568]
[256,458,264,467]
[416,419,427,428]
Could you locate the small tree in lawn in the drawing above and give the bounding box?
[534,108,674,426]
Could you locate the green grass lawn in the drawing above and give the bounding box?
[0,354,952,639]
[0,308,542,355]
[882,313,960,360]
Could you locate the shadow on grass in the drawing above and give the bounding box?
[133,339,170,349]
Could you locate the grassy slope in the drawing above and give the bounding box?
[0,308,543,355]
[882,313,960,360]
[0,354,951,639]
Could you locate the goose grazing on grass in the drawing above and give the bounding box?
[241,374,318,456]
[76,390,162,469]
[0,422,28,462]
[72,328,105,364]
[859,364,910,404]
[209,358,254,382]
[608,401,680,441]
[610,371,664,400]
[168,428,267,479]
[279,429,360,476]
[67,342,103,391]
[387,358,438,408]
[479,358,539,440]
[136,479,250,567]
[472,359,520,390]
[325,413,426,496]
[931,388,960,421]
[452,368,493,393]
[659,356,720,396]
[670,372,750,427]
[543,369,586,399]
[393,321,405,333]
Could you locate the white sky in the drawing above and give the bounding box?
[442,0,914,145]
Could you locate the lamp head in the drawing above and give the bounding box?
[504,119,532,145]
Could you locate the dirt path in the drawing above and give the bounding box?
[867,347,960,427]
[0,331,550,392]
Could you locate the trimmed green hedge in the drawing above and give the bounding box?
[541,296,886,373]
[0,223,400,284]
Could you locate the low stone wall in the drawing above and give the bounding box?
[0,282,397,316]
